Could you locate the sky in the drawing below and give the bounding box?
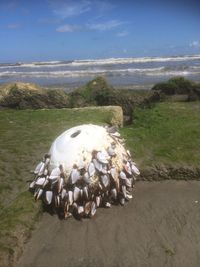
[0,0,200,62]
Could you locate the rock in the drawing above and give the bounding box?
[69,77,134,124]
[0,82,69,109]
[151,77,200,102]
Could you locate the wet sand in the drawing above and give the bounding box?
[17,181,200,267]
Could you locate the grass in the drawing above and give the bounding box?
[0,107,115,265]
[120,102,200,167]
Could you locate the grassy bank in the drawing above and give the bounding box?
[121,102,200,167]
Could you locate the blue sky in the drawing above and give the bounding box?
[0,0,200,62]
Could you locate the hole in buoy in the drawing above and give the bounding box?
[71,130,81,138]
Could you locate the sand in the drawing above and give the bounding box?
[17,181,200,267]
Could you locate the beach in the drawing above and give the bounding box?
[1,1,200,266]
[17,181,200,267]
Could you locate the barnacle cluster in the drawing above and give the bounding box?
[29,124,140,219]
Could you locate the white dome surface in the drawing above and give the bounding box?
[49,124,116,173]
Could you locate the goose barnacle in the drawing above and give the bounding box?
[83,186,89,200]
[125,178,132,188]
[93,158,103,172]
[70,166,80,184]
[45,191,53,205]
[110,188,117,200]
[73,186,81,202]
[34,161,44,175]
[35,177,46,186]
[34,188,43,201]
[119,171,127,180]
[29,124,140,219]
[90,201,97,217]
[29,180,36,189]
[95,195,101,207]
[131,163,140,176]
[68,190,73,205]
[88,162,95,177]
[101,174,110,188]
[124,161,132,176]
[61,188,67,200]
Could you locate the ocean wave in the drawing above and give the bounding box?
[71,55,200,66]
[0,66,200,78]
[0,61,71,69]
[0,55,200,69]
[32,60,63,65]
[146,71,190,76]
[0,67,165,78]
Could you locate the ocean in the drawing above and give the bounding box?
[0,54,200,89]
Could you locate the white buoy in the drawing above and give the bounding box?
[29,124,140,219]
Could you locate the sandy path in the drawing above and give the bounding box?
[17,181,200,267]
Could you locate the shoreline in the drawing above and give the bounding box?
[0,79,199,92]
[0,80,154,91]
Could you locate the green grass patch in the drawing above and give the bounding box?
[120,102,200,167]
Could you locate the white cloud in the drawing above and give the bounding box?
[49,0,115,19]
[117,30,129,37]
[87,20,123,31]
[56,19,125,33]
[49,0,91,19]
[189,40,200,48]
[56,24,81,32]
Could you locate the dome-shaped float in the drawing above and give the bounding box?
[29,124,140,219]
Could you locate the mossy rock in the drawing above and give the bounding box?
[151,77,199,98]
[69,77,134,123]
[0,82,70,109]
